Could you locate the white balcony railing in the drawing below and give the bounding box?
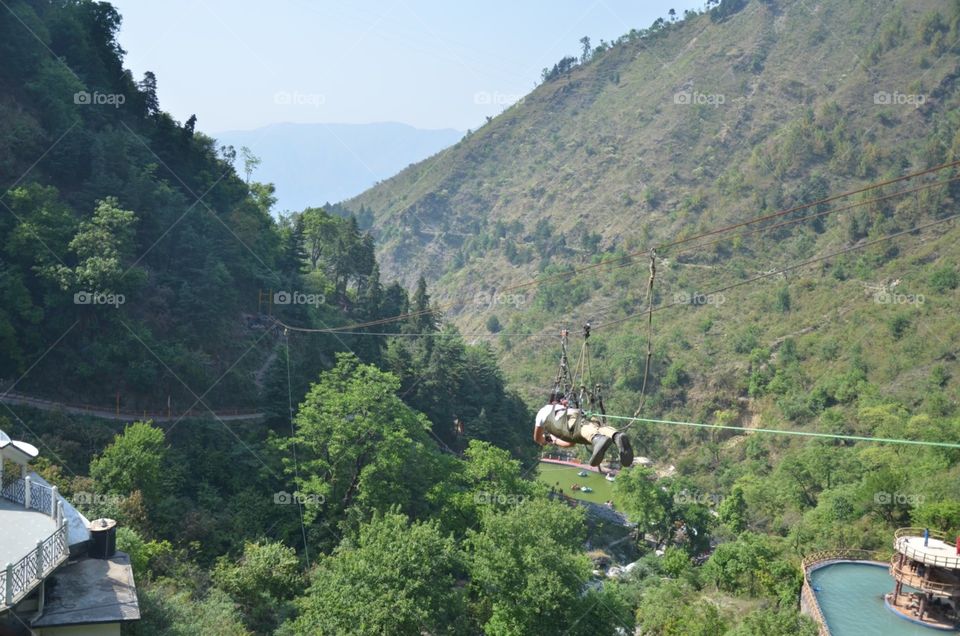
[894,528,960,570]
[0,523,68,609]
[0,477,69,610]
[1,475,59,519]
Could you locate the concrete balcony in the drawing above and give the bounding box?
[0,477,69,611]
[894,528,960,570]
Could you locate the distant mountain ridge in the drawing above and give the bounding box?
[215,121,464,213]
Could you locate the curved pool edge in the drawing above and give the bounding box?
[807,558,889,573]
[884,594,957,631]
[804,558,959,635]
[803,559,889,636]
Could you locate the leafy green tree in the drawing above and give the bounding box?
[719,485,748,534]
[861,465,911,525]
[137,70,159,116]
[116,526,173,580]
[277,354,445,544]
[775,285,791,312]
[614,467,672,546]
[662,546,691,577]
[579,36,592,63]
[634,580,727,635]
[240,146,261,183]
[408,274,437,334]
[300,207,337,271]
[726,608,818,636]
[49,196,143,294]
[930,265,959,292]
[429,440,540,535]
[381,282,409,319]
[128,585,251,636]
[912,501,960,536]
[466,498,631,635]
[90,421,167,502]
[4,184,75,271]
[212,541,304,633]
[277,213,308,276]
[703,533,800,602]
[282,511,464,636]
[248,181,277,216]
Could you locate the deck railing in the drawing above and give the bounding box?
[894,528,960,569]
[0,475,68,610]
[800,579,828,636]
[1,476,60,521]
[895,527,949,542]
[889,555,960,595]
[0,521,68,610]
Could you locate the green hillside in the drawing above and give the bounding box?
[347,0,960,429]
[352,0,960,297]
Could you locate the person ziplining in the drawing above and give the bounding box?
[534,254,656,468]
[534,323,634,468]
[534,401,633,467]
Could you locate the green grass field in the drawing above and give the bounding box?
[537,462,620,505]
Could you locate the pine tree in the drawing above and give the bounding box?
[279,214,307,276]
[409,275,436,334]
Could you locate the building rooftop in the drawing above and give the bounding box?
[30,552,140,628]
[0,428,38,464]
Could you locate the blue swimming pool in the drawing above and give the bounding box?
[809,562,950,635]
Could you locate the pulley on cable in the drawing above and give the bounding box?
[549,322,606,423]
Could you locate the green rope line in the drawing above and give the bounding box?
[585,412,960,450]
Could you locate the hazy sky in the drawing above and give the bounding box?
[110,0,705,133]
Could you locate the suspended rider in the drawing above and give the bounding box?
[534,401,633,467]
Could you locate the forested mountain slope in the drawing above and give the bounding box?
[346,0,960,424]
[352,0,960,294]
[0,0,527,455]
[341,2,960,614]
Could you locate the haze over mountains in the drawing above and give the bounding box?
[216,121,463,213]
